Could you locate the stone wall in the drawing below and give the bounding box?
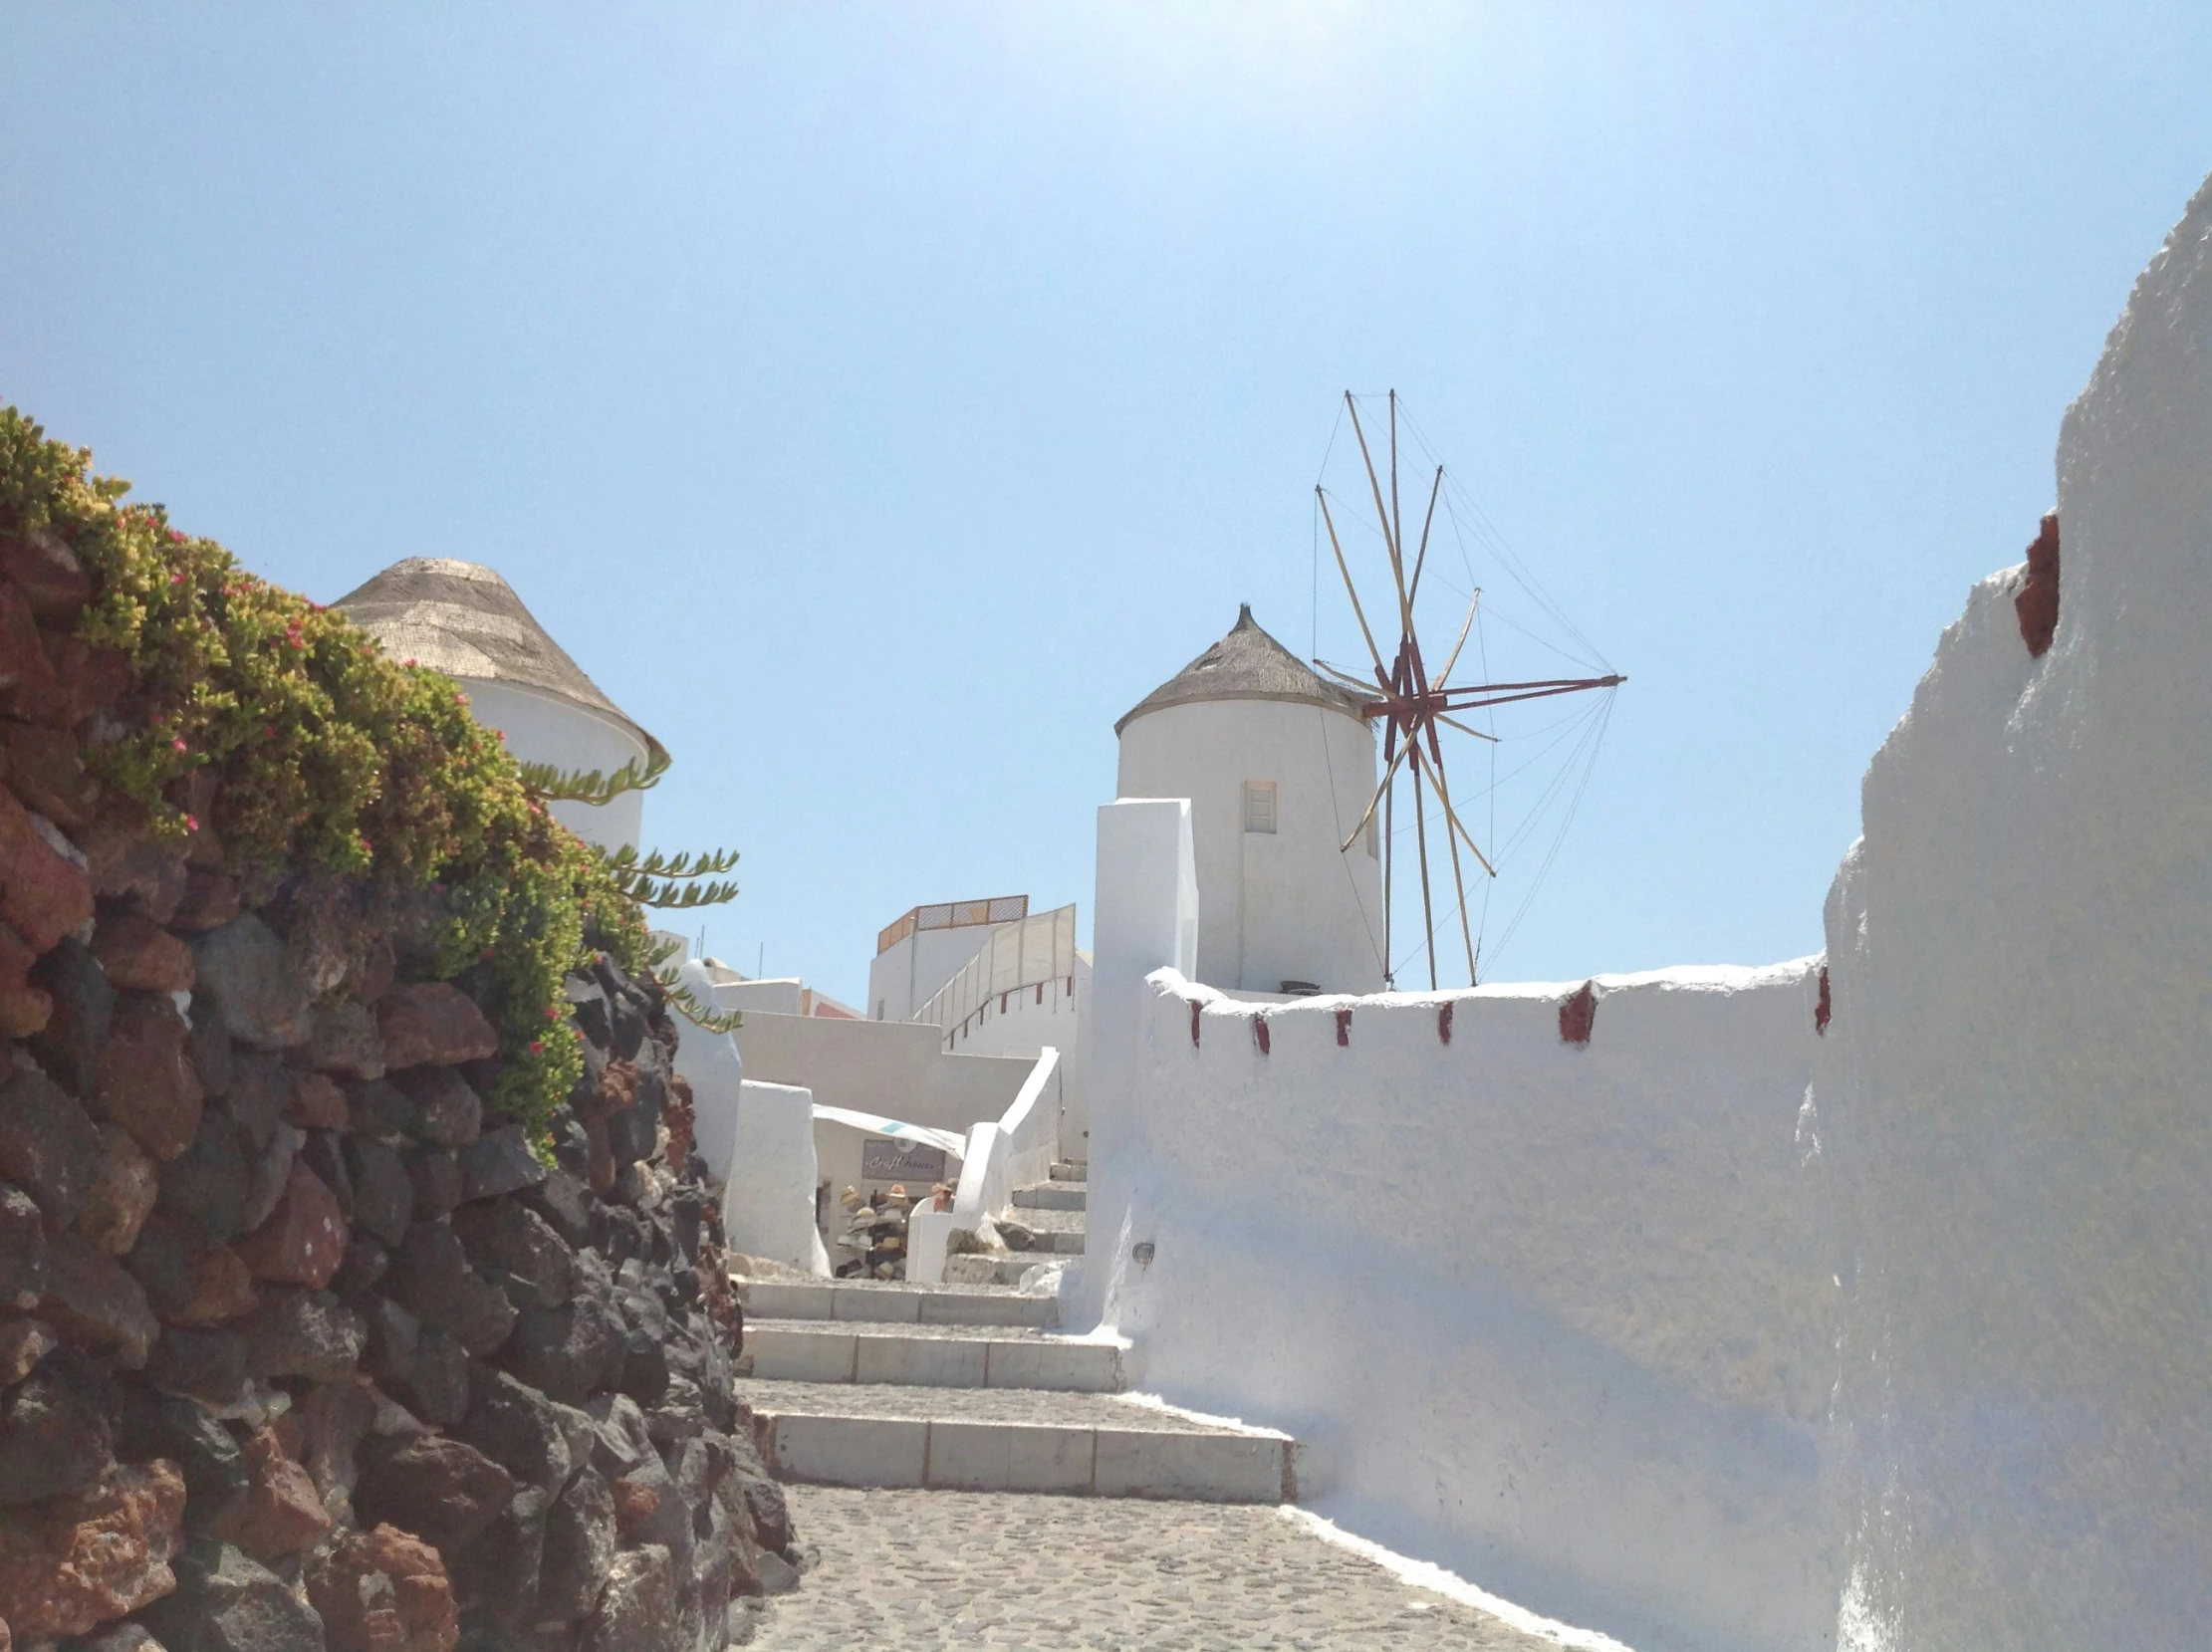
[0,528,795,1649]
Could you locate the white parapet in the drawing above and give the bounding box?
[724,1081,830,1276]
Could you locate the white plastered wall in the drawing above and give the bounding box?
[670,968,830,1278]
[723,1081,830,1276]
[729,1009,1035,1139]
[1077,171,2212,1652]
[1811,172,2212,1651]
[1116,699,1384,995]
[867,924,996,1023]
[1078,951,1829,1652]
[462,677,649,849]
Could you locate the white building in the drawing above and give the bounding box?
[1114,603,1385,995]
[868,894,1033,1024]
[335,557,663,850]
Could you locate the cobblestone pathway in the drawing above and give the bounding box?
[740,1168,1593,1648]
[748,1485,1571,1650]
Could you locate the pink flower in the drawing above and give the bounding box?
[167,528,184,543]
[170,737,187,752]
[495,730,506,742]
[183,814,199,832]
[169,571,184,585]
[544,1004,560,1021]
[528,1040,544,1055]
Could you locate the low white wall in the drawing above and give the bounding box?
[672,970,745,1178]
[730,1007,1033,1138]
[1810,172,2212,1651]
[720,1081,829,1276]
[1078,965,1827,1652]
[950,1047,1064,1232]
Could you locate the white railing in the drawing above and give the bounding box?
[908,1046,1062,1283]
[911,903,1078,1048]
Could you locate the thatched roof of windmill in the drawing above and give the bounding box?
[1116,603,1369,735]
[334,558,664,761]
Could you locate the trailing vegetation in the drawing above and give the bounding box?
[0,404,740,1134]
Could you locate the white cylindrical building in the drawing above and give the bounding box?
[335,558,664,850]
[1115,604,1385,995]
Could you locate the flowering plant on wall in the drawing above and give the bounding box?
[0,402,741,1132]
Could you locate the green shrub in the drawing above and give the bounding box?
[0,403,669,1139]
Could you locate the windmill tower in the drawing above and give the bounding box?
[1115,605,1386,996]
[335,558,665,851]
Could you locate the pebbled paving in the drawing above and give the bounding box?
[747,1486,1569,1650]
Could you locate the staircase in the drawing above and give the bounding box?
[734,1163,1296,1503]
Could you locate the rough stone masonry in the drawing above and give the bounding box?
[0,524,798,1651]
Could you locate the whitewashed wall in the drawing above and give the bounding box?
[1076,960,1828,1652]
[464,678,649,849]
[867,922,996,1023]
[1078,172,2212,1652]
[730,1009,1034,1138]
[1812,173,2212,1651]
[722,1081,830,1276]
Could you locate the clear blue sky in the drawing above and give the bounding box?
[4,4,2208,1005]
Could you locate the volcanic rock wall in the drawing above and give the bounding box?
[0,525,793,1649]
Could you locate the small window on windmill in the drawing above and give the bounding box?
[1242,781,1277,834]
[1365,808,1378,857]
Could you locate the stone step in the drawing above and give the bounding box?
[740,1379,1295,1504]
[943,1254,1043,1288]
[748,1319,1121,1392]
[1011,1182,1087,1211]
[736,1278,1060,1330]
[998,1205,1086,1257]
[1049,1160,1088,1182]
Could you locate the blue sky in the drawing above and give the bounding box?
[3,4,2208,1004]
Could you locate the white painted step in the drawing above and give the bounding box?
[740,1380,1294,1504]
[737,1278,1060,1329]
[749,1319,1122,1392]
[1011,1181,1087,1212]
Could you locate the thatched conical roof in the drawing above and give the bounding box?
[1115,604,1369,735]
[334,558,664,762]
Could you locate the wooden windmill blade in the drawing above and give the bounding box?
[1407,465,1444,609]
[1320,389,1624,989]
[1425,741,1482,981]
[1408,746,1439,990]
[1315,490,1390,688]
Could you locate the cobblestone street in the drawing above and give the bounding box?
[749,1486,1575,1650]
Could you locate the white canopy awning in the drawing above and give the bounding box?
[810,1105,966,1158]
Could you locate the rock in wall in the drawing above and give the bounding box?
[0,533,794,1649]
